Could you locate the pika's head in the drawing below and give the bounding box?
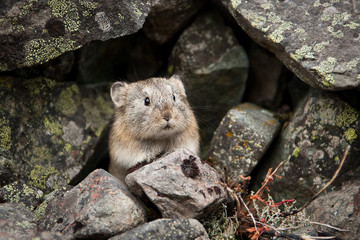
[110,75,194,139]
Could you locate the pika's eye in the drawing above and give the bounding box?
[145,97,150,106]
[173,95,176,101]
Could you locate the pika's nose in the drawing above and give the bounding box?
[162,110,172,122]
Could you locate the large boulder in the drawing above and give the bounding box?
[0,77,113,193]
[221,0,360,90]
[254,89,360,205]
[0,0,151,71]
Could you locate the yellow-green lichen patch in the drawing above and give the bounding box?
[0,117,12,151]
[336,105,358,128]
[23,77,56,96]
[312,57,336,87]
[44,116,63,136]
[29,164,57,190]
[231,0,242,9]
[313,41,330,53]
[292,147,300,157]
[63,10,80,32]
[268,21,293,43]
[290,45,315,61]
[24,37,77,66]
[55,84,80,116]
[79,0,99,17]
[344,128,357,144]
[30,146,53,164]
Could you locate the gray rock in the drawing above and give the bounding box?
[0,180,43,212]
[208,103,281,183]
[38,169,146,239]
[169,10,249,151]
[0,77,113,193]
[143,0,206,43]
[255,89,360,205]
[110,218,209,240]
[126,148,228,219]
[0,203,38,239]
[307,178,360,240]
[0,0,151,71]
[221,0,360,90]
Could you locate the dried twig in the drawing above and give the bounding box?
[310,221,350,232]
[282,145,350,217]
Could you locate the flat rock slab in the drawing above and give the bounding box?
[126,148,228,219]
[0,77,113,193]
[38,169,146,239]
[255,89,360,205]
[208,103,281,182]
[110,218,209,240]
[0,0,151,71]
[222,0,360,90]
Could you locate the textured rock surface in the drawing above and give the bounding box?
[143,0,205,43]
[0,180,43,211]
[222,0,360,90]
[110,218,209,240]
[208,103,281,182]
[0,203,38,239]
[126,148,228,219]
[169,10,249,150]
[38,169,146,239]
[256,89,360,204]
[306,178,360,240]
[0,77,113,193]
[0,0,151,71]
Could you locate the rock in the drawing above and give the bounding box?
[208,103,281,183]
[255,89,360,205]
[221,0,360,90]
[110,218,209,240]
[126,148,228,219]
[169,10,249,151]
[307,178,360,240]
[0,203,38,239]
[38,169,146,239]
[143,0,206,44]
[0,0,151,71]
[0,77,113,193]
[0,180,43,211]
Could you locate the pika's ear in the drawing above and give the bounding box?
[170,75,186,94]
[110,81,128,107]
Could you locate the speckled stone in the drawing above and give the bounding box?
[0,76,113,193]
[222,0,360,90]
[307,178,360,240]
[0,203,38,239]
[110,218,209,240]
[126,148,228,219]
[255,89,360,205]
[208,103,281,183]
[169,9,249,151]
[0,0,151,71]
[38,169,146,239]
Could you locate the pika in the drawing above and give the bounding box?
[108,75,200,182]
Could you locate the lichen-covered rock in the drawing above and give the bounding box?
[0,180,43,211]
[0,0,151,71]
[221,0,360,90]
[169,10,249,150]
[126,148,228,219]
[255,89,360,205]
[0,203,38,239]
[38,169,146,239]
[110,218,209,240]
[306,178,360,240]
[208,103,281,183]
[143,0,206,43]
[0,76,113,193]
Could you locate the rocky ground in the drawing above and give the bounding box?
[0,0,359,239]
